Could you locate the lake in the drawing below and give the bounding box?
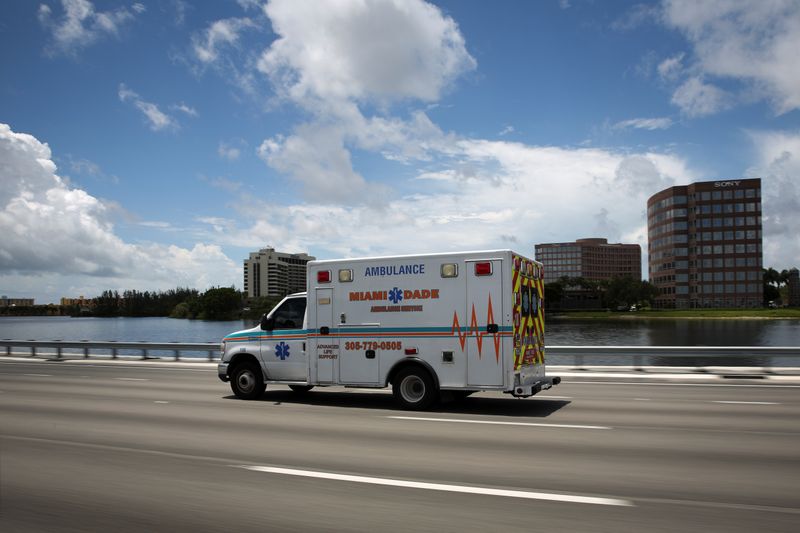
[1,315,798,365]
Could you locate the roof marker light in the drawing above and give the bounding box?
[441,263,458,278]
[475,262,492,276]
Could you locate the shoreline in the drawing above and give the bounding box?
[549,311,800,320]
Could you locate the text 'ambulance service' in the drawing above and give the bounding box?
[218,250,560,410]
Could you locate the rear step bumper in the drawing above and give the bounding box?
[508,376,561,398]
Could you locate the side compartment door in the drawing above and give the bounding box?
[338,324,380,385]
[466,259,504,387]
[312,288,337,383]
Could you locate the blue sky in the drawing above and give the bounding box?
[1,0,799,303]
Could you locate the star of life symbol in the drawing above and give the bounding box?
[275,342,290,360]
[388,287,403,304]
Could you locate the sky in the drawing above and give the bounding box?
[1,0,799,304]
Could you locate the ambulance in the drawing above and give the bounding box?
[218,250,560,410]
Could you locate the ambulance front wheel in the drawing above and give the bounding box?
[230,361,266,400]
[393,367,437,410]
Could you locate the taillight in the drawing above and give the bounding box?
[317,270,331,283]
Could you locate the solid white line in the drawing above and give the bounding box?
[238,465,633,507]
[633,398,651,401]
[114,377,149,381]
[154,401,170,404]
[388,416,610,430]
[567,381,800,388]
[23,373,52,377]
[540,395,572,399]
[712,400,779,405]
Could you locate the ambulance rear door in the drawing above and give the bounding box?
[465,258,504,387]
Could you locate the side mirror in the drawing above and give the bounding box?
[260,314,275,331]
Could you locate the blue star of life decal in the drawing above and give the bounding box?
[388,287,403,304]
[275,341,290,360]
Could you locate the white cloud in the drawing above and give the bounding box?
[498,125,515,136]
[207,140,696,271]
[0,123,239,302]
[253,0,475,202]
[192,17,256,64]
[257,125,390,204]
[258,0,476,105]
[657,53,684,81]
[38,0,139,56]
[662,0,800,115]
[172,103,198,117]
[611,3,660,31]
[746,129,800,269]
[118,84,178,131]
[613,117,674,131]
[218,141,241,161]
[670,77,731,117]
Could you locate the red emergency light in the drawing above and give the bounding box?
[317,270,331,283]
[475,262,492,276]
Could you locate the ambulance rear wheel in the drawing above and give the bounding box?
[230,361,265,400]
[393,367,436,410]
[289,385,314,393]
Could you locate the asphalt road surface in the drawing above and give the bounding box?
[1,358,798,532]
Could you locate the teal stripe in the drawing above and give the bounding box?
[224,325,513,342]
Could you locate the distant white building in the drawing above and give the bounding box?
[243,247,315,299]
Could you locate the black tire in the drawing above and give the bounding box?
[392,366,437,410]
[230,361,266,400]
[288,384,314,393]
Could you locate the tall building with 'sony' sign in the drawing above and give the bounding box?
[647,178,763,309]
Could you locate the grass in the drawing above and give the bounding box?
[550,308,800,319]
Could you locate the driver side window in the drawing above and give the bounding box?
[271,297,306,329]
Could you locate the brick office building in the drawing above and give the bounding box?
[535,238,641,283]
[647,178,763,309]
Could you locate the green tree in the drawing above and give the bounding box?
[198,287,242,320]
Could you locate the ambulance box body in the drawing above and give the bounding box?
[219,250,559,409]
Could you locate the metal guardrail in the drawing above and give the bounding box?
[0,340,219,361]
[1,340,799,368]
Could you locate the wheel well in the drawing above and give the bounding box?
[386,358,439,389]
[228,353,263,377]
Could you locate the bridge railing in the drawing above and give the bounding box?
[0,339,220,361]
[1,340,799,371]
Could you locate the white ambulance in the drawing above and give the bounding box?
[218,250,559,410]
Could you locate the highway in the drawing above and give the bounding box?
[1,358,798,532]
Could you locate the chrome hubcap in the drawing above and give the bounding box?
[400,375,425,403]
[237,370,255,393]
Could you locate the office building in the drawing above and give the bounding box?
[788,268,800,307]
[0,296,34,307]
[534,238,641,283]
[647,178,763,309]
[243,247,315,299]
